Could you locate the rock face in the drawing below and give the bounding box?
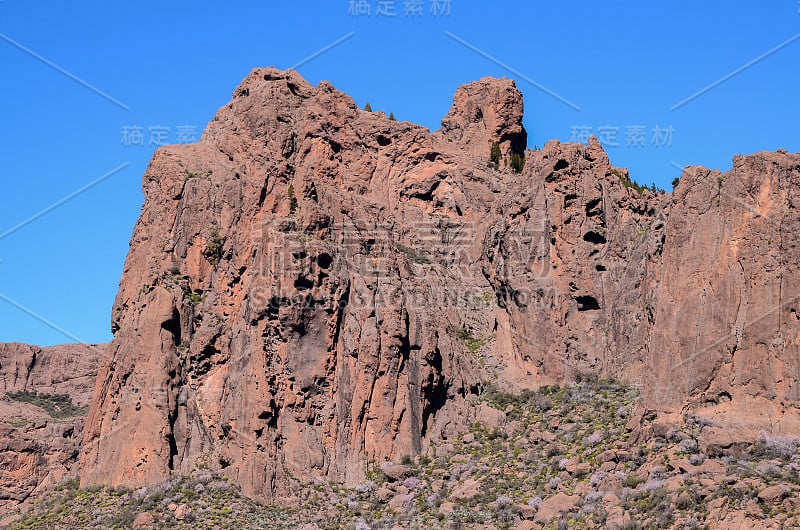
[436,76,527,160]
[0,342,102,518]
[79,67,800,500]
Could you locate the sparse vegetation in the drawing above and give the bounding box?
[203,228,224,266]
[364,102,372,112]
[396,242,430,264]
[184,169,212,181]
[184,290,203,306]
[455,327,486,354]
[11,474,296,530]
[5,391,88,419]
[12,379,800,529]
[474,290,496,306]
[612,168,652,195]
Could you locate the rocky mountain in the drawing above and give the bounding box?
[70,65,800,512]
[0,342,102,523]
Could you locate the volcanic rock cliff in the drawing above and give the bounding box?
[0,342,102,521]
[79,67,800,500]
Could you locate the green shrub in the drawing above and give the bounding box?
[184,169,212,181]
[203,228,224,266]
[396,243,430,264]
[623,474,644,489]
[489,142,501,165]
[184,291,203,306]
[612,168,648,195]
[287,184,298,215]
[6,391,88,419]
[455,327,486,354]
[510,152,525,173]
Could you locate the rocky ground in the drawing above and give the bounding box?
[10,378,800,529]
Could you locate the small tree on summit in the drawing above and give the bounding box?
[364,102,372,112]
[389,112,396,121]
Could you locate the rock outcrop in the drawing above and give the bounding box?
[435,76,527,160]
[78,67,800,501]
[0,342,103,520]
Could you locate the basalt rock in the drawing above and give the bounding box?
[78,67,800,500]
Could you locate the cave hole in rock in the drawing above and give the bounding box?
[258,401,280,429]
[317,253,333,269]
[191,344,218,376]
[161,308,182,346]
[585,197,603,216]
[583,231,607,245]
[287,81,305,97]
[294,276,314,291]
[289,320,308,337]
[327,138,342,154]
[267,296,287,316]
[575,295,601,311]
[554,159,569,171]
[167,431,179,470]
[376,135,392,146]
[421,350,448,437]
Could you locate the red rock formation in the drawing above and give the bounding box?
[78,67,800,499]
[435,76,527,160]
[0,342,102,520]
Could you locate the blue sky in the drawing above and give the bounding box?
[1,1,799,346]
